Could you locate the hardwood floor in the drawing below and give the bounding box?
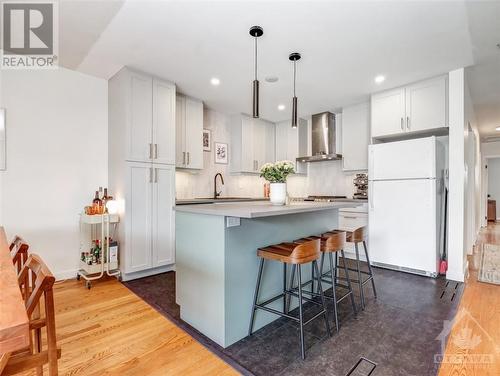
[18,277,237,376]
[438,223,500,376]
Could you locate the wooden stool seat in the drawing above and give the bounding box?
[258,241,320,264]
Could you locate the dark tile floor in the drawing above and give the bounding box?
[124,260,463,376]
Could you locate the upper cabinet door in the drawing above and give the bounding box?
[175,96,186,167]
[152,165,175,267]
[371,88,405,139]
[152,79,176,165]
[405,76,447,133]
[263,120,276,166]
[184,98,204,169]
[126,162,153,273]
[241,117,255,172]
[127,72,153,162]
[342,102,370,171]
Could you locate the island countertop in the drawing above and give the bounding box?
[174,201,361,218]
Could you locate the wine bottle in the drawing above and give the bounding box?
[93,191,102,206]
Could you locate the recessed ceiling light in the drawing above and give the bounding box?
[278,104,285,111]
[265,76,279,83]
[374,75,385,84]
[210,77,220,86]
[496,126,500,131]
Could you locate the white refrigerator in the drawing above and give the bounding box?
[368,136,446,277]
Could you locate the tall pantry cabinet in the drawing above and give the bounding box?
[109,68,176,281]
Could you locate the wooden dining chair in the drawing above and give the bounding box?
[9,236,29,275]
[2,254,60,376]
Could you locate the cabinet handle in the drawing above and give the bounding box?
[149,168,153,183]
[154,144,158,159]
[343,216,357,219]
[400,118,404,131]
[149,143,153,159]
[406,116,410,130]
[183,151,186,165]
[154,168,158,183]
[187,152,190,165]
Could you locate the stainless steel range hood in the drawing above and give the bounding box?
[296,111,342,163]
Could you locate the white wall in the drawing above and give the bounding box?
[487,158,500,219]
[176,108,357,200]
[447,68,467,282]
[0,68,108,280]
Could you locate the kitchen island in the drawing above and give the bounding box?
[175,201,360,347]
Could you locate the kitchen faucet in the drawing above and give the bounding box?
[214,173,225,199]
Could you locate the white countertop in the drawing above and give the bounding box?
[175,201,362,218]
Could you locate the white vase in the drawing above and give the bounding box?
[270,183,287,206]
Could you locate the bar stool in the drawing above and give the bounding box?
[333,226,377,310]
[293,231,357,332]
[248,239,331,359]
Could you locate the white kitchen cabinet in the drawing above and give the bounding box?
[371,88,405,138]
[126,162,153,273]
[128,71,153,162]
[342,102,370,171]
[125,162,175,273]
[176,94,203,169]
[405,76,447,133]
[152,164,175,266]
[153,79,176,165]
[109,67,176,281]
[275,118,308,174]
[371,75,448,139]
[230,114,275,173]
[112,68,176,164]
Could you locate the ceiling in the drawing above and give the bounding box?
[60,1,500,135]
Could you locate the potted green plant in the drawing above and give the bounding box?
[260,161,295,205]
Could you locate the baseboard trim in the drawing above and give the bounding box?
[55,269,78,281]
[121,264,175,281]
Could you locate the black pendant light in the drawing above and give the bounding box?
[289,52,301,128]
[249,26,263,118]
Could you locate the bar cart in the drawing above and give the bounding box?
[77,213,121,289]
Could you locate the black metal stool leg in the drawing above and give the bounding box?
[328,252,339,332]
[334,252,338,285]
[316,252,325,295]
[341,249,357,316]
[363,241,377,298]
[297,264,306,360]
[249,258,265,336]
[354,243,365,310]
[286,264,296,314]
[283,263,287,313]
[313,260,332,337]
[311,260,315,295]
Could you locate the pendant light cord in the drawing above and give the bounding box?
[293,59,297,97]
[254,37,258,80]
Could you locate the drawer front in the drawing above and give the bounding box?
[338,213,368,231]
